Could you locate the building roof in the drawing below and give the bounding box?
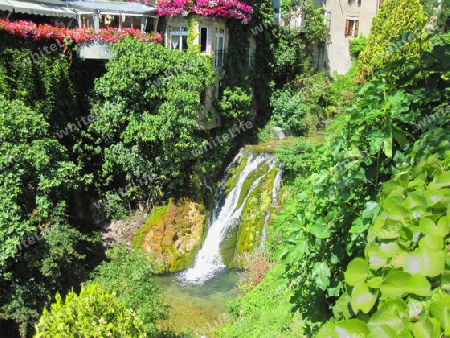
[63,0,157,16]
[6,0,77,17]
[0,0,158,17]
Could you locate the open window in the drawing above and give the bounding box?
[200,27,208,53]
[345,19,359,37]
[348,0,361,5]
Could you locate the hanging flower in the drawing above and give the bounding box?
[0,19,162,44]
[157,0,252,23]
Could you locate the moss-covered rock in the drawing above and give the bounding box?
[133,198,206,274]
[220,219,239,267]
[220,150,279,267]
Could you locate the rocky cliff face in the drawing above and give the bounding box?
[134,198,206,273]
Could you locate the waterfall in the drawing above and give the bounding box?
[180,149,280,284]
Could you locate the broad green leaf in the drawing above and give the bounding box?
[434,171,450,189]
[437,215,450,236]
[404,274,431,296]
[410,318,441,338]
[335,319,370,337]
[333,293,352,319]
[316,322,339,338]
[367,276,384,289]
[368,300,408,333]
[312,262,331,291]
[345,258,371,286]
[403,246,446,277]
[419,233,443,250]
[428,292,450,336]
[366,244,388,270]
[380,270,411,299]
[367,324,398,338]
[388,205,408,221]
[350,282,378,314]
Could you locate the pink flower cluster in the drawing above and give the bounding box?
[157,0,252,23]
[0,19,162,44]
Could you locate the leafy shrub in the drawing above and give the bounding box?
[358,0,427,78]
[349,34,367,60]
[217,264,304,337]
[318,162,450,337]
[256,121,283,143]
[219,87,252,123]
[35,284,146,337]
[89,245,168,335]
[273,37,450,335]
[270,89,315,135]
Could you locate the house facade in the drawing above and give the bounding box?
[315,0,381,74]
[162,15,229,128]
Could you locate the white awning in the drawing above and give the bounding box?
[8,0,77,17]
[0,0,13,11]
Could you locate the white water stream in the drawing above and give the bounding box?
[181,150,280,284]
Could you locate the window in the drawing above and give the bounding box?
[345,19,359,37]
[200,27,208,53]
[215,28,225,68]
[169,27,188,51]
[348,0,361,5]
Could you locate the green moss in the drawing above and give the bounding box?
[220,162,278,267]
[133,198,206,273]
[225,155,248,196]
[235,168,276,261]
[220,222,239,267]
[236,163,269,210]
[245,134,328,153]
[133,199,171,250]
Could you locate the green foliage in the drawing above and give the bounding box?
[421,0,439,17]
[274,33,450,335]
[35,283,146,337]
[318,161,450,337]
[280,0,327,45]
[81,38,215,217]
[89,245,167,335]
[358,0,428,78]
[437,0,450,32]
[270,88,316,135]
[219,87,252,122]
[256,121,282,143]
[349,34,367,60]
[217,264,304,337]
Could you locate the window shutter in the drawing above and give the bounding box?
[345,19,350,36]
[354,20,359,37]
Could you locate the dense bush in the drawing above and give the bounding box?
[358,0,427,78]
[80,38,215,218]
[89,245,168,335]
[35,284,146,337]
[318,161,450,337]
[270,88,315,135]
[349,34,367,60]
[271,32,450,335]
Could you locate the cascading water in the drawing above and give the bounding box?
[181,149,281,284]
